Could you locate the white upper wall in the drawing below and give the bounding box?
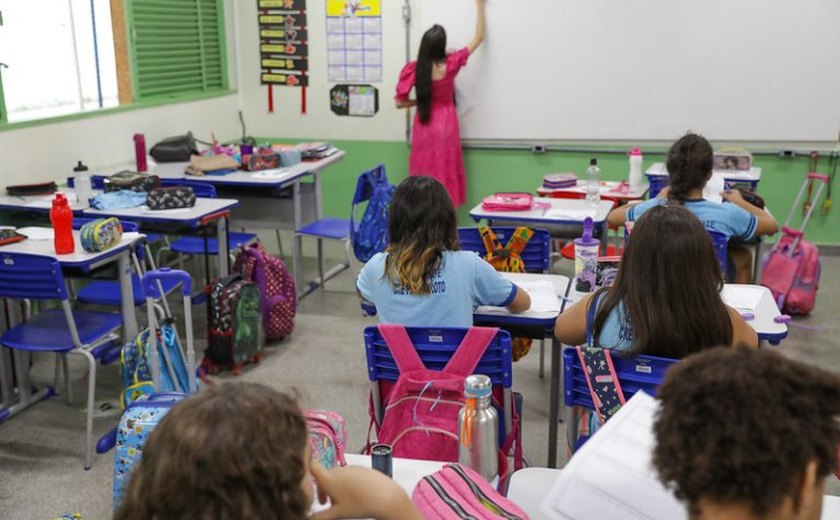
[235,0,410,142]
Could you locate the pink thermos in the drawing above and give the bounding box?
[134,133,148,172]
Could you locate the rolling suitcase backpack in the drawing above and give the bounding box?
[113,269,198,510]
[761,172,828,314]
[202,274,265,374]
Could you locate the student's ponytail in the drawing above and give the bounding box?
[666,133,714,203]
[416,25,447,125]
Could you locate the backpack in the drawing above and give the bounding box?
[120,321,190,408]
[479,226,534,361]
[234,242,296,340]
[412,464,529,519]
[306,410,348,469]
[203,274,264,375]
[761,226,821,315]
[350,164,395,263]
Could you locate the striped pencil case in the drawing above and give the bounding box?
[80,217,123,252]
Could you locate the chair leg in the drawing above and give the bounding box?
[539,339,545,378]
[275,229,285,258]
[344,239,356,281]
[73,349,97,470]
[62,354,72,404]
[317,238,325,289]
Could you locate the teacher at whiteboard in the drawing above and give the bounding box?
[395,0,486,208]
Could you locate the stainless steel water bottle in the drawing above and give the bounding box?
[458,374,498,481]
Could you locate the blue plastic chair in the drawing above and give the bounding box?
[458,226,552,378]
[707,230,729,279]
[563,347,677,451]
[0,253,124,469]
[364,326,517,444]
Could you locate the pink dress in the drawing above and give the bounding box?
[395,47,470,207]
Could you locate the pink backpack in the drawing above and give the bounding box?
[413,464,529,519]
[481,192,533,211]
[305,410,347,469]
[367,325,497,462]
[234,242,296,339]
[761,226,820,315]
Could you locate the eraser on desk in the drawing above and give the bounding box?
[740,312,754,321]
[774,315,792,324]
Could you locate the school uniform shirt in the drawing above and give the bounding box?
[626,197,758,241]
[589,297,634,352]
[356,250,517,328]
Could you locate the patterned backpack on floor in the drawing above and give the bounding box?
[203,274,264,375]
[234,242,296,340]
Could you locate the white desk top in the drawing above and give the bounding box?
[343,453,443,495]
[96,149,346,187]
[0,229,141,268]
[469,198,614,225]
[565,282,788,344]
[475,272,570,322]
[537,181,649,201]
[646,162,762,181]
[84,196,239,225]
[0,190,92,213]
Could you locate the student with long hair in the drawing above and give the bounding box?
[556,204,758,355]
[357,176,530,326]
[394,0,486,207]
[608,133,778,282]
[115,383,422,520]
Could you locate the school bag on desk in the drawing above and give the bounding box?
[233,242,296,340]
[413,464,529,520]
[351,164,395,263]
[761,172,827,315]
[202,274,265,375]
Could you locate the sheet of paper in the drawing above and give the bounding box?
[721,285,765,313]
[251,168,291,178]
[543,208,596,221]
[17,227,54,240]
[477,279,561,315]
[541,392,687,520]
[703,173,725,203]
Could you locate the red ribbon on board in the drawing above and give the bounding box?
[268,84,274,114]
[301,87,307,115]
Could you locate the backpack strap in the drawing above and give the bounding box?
[377,324,426,373]
[443,327,499,377]
[576,345,626,424]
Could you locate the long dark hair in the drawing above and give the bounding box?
[666,133,714,202]
[385,176,459,294]
[416,25,447,125]
[591,204,732,358]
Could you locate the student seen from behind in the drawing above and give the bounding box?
[114,383,422,520]
[608,133,778,282]
[357,176,530,326]
[653,347,840,520]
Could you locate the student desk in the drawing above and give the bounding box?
[0,230,142,421]
[84,197,240,277]
[536,181,649,202]
[645,162,762,198]
[506,467,840,519]
[474,272,571,469]
[0,190,90,214]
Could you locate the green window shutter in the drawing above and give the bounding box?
[126,0,228,101]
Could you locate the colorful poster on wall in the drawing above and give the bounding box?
[330,84,379,117]
[326,0,383,83]
[258,0,309,88]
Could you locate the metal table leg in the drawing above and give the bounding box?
[548,336,561,468]
[217,216,230,277]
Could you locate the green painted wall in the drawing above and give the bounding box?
[289,139,839,245]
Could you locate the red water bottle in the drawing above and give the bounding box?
[50,193,75,254]
[134,133,148,172]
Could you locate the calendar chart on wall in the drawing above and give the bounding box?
[326,0,383,83]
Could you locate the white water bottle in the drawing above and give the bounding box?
[73,160,92,209]
[629,148,643,189]
[586,158,601,207]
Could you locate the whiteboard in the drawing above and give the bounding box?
[418,0,840,142]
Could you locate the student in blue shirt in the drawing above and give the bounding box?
[357,176,530,327]
[608,133,778,282]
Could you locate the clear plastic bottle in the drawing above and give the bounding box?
[586,158,601,206]
[73,160,92,209]
[629,148,643,189]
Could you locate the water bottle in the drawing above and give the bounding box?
[73,160,92,209]
[586,158,601,206]
[458,374,498,482]
[134,133,148,172]
[574,217,600,293]
[629,148,643,189]
[50,193,75,254]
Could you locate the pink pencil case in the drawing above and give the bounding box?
[481,192,534,211]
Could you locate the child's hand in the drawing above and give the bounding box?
[310,462,421,520]
[721,189,744,203]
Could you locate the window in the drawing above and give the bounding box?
[125,0,227,101]
[0,0,228,126]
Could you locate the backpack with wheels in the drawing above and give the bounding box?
[203,274,264,375]
[350,164,395,263]
[234,242,296,340]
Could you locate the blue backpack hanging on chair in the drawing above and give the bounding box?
[350,164,395,263]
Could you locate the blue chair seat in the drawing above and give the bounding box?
[77,275,181,307]
[169,232,258,255]
[297,218,351,240]
[0,309,123,352]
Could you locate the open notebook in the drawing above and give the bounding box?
[477,279,561,315]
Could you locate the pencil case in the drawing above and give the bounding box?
[80,217,123,252]
[6,182,58,197]
[543,173,578,189]
[481,192,534,211]
[146,187,196,210]
[713,148,753,171]
[0,229,27,246]
[104,171,161,193]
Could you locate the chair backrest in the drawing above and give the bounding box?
[72,217,140,233]
[458,226,551,273]
[364,326,513,389]
[563,347,677,409]
[0,253,68,301]
[707,230,728,276]
[159,178,217,198]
